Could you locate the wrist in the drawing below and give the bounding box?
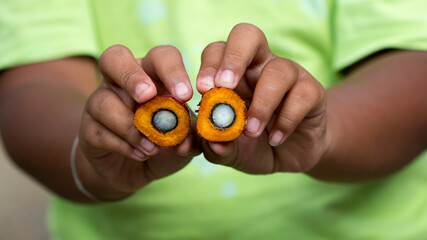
[73,141,133,202]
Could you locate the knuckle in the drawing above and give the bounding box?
[295,80,319,108]
[149,45,179,58]
[121,69,144,90]
[161,68,187,86]
[86,91,104,116]
[311,79,325,102]
[209,41,226,49]
[81,121,103,148]
[106,44,126,54]
[100,44,127,64]
[148,45,187,81]
[79,124,91,143]
[89,91,110,118]
[92,129,105,148]
[292,69,325,110]
[277,113,298,130]
[202,41,226,57]
[233,23,262,36]
[224,50,246,65]
[232,23,265,42]
[120,121,138,139]
[318,85,326,103]
[264,58,299,80]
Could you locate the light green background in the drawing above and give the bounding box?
[1,0,427,239]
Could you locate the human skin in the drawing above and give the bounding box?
[0,23,426,203]
[197,24,427,180]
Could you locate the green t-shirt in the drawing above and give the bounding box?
[1,0,427,239]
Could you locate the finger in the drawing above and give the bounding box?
[80,114,148,162]
[215,23,272,89]
[269,74,325,146]
[173,109,202,157]
[86,87,160,156]
[103,81,136,110]
[202,140,238,166]
[196,41,225,94]
[174,135,193,157]
[208,141,234,157]
[139,137,160,156]
[197,41,254,98]
[99,45,157,103]
[141,45,192,101]
[175,108,202,158]
[173,134,201,158]
[244,58,299,138]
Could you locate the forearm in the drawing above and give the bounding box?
[1,80,88,201]
[0,57,127,203]
[308,50,427,182]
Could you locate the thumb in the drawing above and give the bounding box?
[202,140,239,166]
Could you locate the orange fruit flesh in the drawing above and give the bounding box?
[197,87,247,142]
[134,96,190,147]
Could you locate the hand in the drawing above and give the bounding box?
[78,45,200,200]
[196,23,329,174]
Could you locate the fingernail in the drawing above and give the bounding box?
[133,149,146,159]
[246,118,261,135]
[140,137,156,152]
[175,82,190,99]
[199,76,214,90]
[135,82,150,101]
[269,130,284,147]
[218,70,235,88]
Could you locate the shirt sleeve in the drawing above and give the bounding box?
[0,0,99,71]
[333,0,427,71]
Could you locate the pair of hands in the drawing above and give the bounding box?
[78,23,329,199]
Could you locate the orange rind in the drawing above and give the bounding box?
[134,95,190,147]
[197,87,247,142]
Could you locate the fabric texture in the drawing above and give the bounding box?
[0,0,99,70]
[1,0,427,239]
[333,0,427,70]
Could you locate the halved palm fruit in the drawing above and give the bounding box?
[197,87,247,142]
[134,95,190,147]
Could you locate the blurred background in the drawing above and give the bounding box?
[0,135,50,240]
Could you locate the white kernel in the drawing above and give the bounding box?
[211,104,235,128]
[153,110,177,132]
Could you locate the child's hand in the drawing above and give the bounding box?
[78,45,200,199]
[197,23,328,174]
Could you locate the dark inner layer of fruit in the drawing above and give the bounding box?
[151,108,178,133]
[209,103,236,129]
